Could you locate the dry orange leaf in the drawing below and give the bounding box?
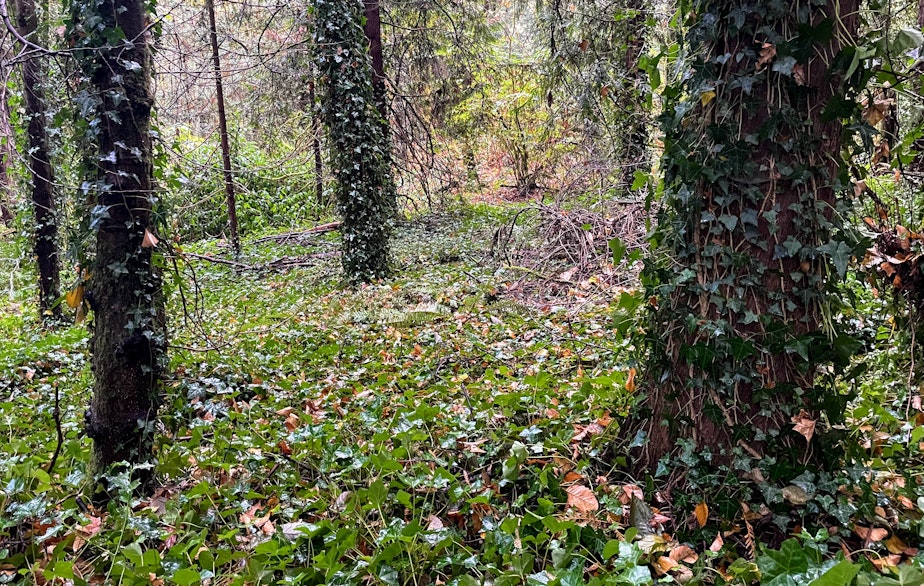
[565,485,599,513]
[854,525,889,543]
[625,368,637,393]
[563,471,583,484]
[694,502,709,528]
[652,555,679,576]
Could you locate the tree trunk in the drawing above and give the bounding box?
[15,0,61,321]
[0,60,15,225]
[316,0,395,283]
[206,0,239,253]
[631,1,859,483]
[77,0,165,485]
[363,0,387,124]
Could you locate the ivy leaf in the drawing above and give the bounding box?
[818,240,851,277]
[809,559,860,586]
[772,56,798,76]
[718,214,738,230]
[892,28,924,54]
[758,539,810,585]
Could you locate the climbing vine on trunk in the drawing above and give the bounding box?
[314,0,396,284]
[68,0,166,488]
[631,0,864,505]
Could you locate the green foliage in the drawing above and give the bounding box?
[314,0,395,283]
[163,128,321,241]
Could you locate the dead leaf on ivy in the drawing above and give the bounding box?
[854,525,889,543]
[885,534,908,554]
[757,42,776,70]
[652,555,679,576]
[791,409,816,442]
[694,502,709,528]
[669,544,699,564]
[427,515,445,530]
[565,484,599,513]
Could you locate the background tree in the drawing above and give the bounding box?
[630,0,861,498]
[15,0,60,321]
[70,0,166,481]
[205,0,239,253]
[314,0,395,283]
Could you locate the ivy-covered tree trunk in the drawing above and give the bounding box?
[16,0,61,320]
[632,1,859,488]
[72,0,165,481]
[315,0,395,283]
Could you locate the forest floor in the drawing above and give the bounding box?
[1,203,923,585]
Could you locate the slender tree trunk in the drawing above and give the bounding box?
[631,0,859,481]
[919,0,924,28]
[0,61,15,225]
[206,0,239,253]
[363,0,387,123]
[303,76,324,208]
[77,0,165,485]
[15,0,61,321]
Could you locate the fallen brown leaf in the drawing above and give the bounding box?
[565,485,599,513]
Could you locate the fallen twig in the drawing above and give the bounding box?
[252,221,342,244]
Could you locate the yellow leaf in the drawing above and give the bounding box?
[885,534,908,554]
[565,484,599,513]
[700,90,716,107]
[694,502,709,528]
[65,284,84,309]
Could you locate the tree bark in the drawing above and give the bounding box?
[363,0,387,124]
[632,0,859,480]
[15,0,61,321]
[0,61,15,225]
[308,79,327,208]
[206,0,239,253]
[79,0,165,484]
